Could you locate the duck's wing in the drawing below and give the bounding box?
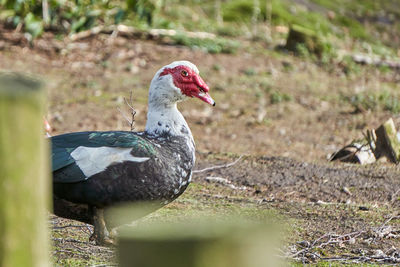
[51,131,156,183]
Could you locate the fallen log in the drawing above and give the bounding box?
[69,24,216,42]
[352,53,400,69]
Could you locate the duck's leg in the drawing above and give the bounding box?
[89,206,115,246]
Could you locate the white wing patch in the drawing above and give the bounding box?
[71,146,150,178]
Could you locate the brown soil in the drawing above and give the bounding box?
[195,154,400,205]
[1,25,399,265]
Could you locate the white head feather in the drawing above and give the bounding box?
[145,61,199,138]
[148,61,200,108]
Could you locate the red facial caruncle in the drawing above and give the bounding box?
[160,65,215,106]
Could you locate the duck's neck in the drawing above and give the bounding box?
[145,73,195,160]
[145,101,193,142]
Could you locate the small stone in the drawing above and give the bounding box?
[327,11,336,20]
[0,40,6,50]
[373,249,386,258]
[359,206,369,211]
[342,186,352,196]
[205,176,230,184]
[115,96,124,104]
[129,65,140,74]
[94,90,102,97]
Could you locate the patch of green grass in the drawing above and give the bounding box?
[53,258,106,267]
[169,34,239,54]
[370,42,397,58]
[222,0,332,36]
[136,182,280,225]
[289,262,381,267]
[344,89,400,113]
[260,81,272,93]
[311,0,391,17]
[311,0,400,47]
[270,91,292,104]
[216,25,243,37]
[334,15,368,40]
[340,55,361,75]
[243,67,257,76]
[212,64,222,72]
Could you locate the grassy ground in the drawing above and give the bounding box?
[1,0,400,266]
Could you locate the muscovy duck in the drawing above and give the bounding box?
[51,61,215,245]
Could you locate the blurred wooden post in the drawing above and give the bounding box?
[374,118,400,163]
[0,73,50,267]
[117,217,279,267]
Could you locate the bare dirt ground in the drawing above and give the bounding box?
[1,26,399,265]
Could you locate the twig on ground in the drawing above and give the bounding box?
[285,214,400,264]
[117,107,132,126]
[192,155,243,174]
[117,91,137,131]
[377,215,400,230]
[373,215,400,242]
[205,176,247,190]
[69,25,106,42]
[52,237,90,244]
[53,248,90,256]
[390,188,400,203]
[52,224,92,230]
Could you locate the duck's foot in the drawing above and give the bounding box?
[89,207,116,246]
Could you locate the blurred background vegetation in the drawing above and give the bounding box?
[0,0,399,57]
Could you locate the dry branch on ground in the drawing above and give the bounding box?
[284,215,400,264]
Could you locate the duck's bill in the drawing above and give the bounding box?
[195,91,216,106]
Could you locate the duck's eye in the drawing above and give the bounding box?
[181,70,188,77]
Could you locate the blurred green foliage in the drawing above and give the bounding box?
[222,0,332,35]
[126,0,155,25]
[0,0,127,37]
[170,34,239,54]
[0,0,399,57]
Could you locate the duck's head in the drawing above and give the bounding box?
[149,61,215,107]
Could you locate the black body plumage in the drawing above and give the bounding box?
[51,131,194,225]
